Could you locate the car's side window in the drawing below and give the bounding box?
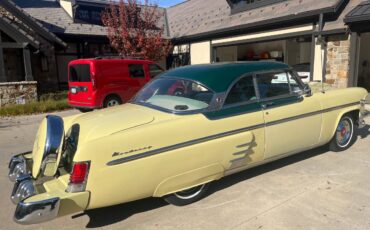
[129,64,145,78]
[149,64,163,78]
[256,71,290,99]
[224,75,257,106]
[287,71,304,94]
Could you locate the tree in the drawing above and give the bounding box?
[101,0,171,61]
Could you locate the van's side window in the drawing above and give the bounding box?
[149,64,163,78]
[129,64,145,78]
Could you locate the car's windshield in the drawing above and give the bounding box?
[133,78,214,112]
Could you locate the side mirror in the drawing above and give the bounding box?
[303,85,312,97]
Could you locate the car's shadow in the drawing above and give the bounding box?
[81,127,370,228]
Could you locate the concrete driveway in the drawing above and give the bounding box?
[1,110,370,230]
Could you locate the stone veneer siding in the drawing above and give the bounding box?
[325,35,350,88]
[0,81,37,107]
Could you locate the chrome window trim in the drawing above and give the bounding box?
[221,74,260,109]
[254,69,292,100]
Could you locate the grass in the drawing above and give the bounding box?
[0,98,71,117]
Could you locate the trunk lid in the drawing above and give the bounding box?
[68,63,95,105]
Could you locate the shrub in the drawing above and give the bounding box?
[0,99,71,116]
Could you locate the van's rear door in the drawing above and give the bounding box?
[68,63,95,107]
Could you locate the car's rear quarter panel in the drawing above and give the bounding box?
[74,111,265,209]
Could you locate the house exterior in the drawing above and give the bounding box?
[167,0,364,90]
[0,0,370,106]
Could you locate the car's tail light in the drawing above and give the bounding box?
[66,161,90,193]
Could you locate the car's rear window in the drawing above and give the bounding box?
[69,64,91,82]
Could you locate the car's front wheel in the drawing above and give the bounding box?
[164,183,210,206]
[329,114,356,152]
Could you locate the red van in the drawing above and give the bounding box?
[67,58,163,112]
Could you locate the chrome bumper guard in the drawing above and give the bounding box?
[8,154,31,182]
[10,173,61,224]
[11,175,35,204]
[359,100,369,129]
[14,197,60,225]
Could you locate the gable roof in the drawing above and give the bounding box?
[323,0,364,33]
[166,0,346,41]
[13,0,169,38]
[344,0,370,24]
[0,15,40,48]
[160,62,289,93]
[0,0,66,48]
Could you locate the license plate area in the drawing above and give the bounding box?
[70,87,87,94]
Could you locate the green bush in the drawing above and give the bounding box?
[0,99,71,117]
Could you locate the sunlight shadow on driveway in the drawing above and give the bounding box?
[79,129,370,228]
[83,197,167,228]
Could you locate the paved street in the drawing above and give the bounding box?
[0,111,370,230]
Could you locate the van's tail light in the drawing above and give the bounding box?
[66,161,90,193]
[91,72,96,90]
[91,78,96,90]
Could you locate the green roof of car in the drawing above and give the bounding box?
[160,62,290,93]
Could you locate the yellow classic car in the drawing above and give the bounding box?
[8,62,369,224]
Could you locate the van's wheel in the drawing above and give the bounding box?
[329,114,356,152]
[164,183,210,206]
[103,95,122,108]
[78,108,93,113]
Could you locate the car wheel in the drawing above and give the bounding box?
[164,183,210,206]
[78,108,93,113]
[103,95,122,108]
[329,115,356,152]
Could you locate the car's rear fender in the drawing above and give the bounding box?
[153,163,224,197]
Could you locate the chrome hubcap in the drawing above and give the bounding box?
[174,184,205,200]
[107,99,119,107]
[336,118,353,147]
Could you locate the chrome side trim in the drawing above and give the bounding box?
[107,123,266,166]
[107,102,360,166]
[265,102,359,127]
[14,197,60,225]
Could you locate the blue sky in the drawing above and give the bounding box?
[155,0,185,7]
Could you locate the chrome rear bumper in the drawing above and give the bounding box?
[14,198,60,225]
[9,152,61,225]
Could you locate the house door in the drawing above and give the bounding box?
[358,32,370,91]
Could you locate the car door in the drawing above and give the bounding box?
[256,70,322,159]
[203,75,265,174]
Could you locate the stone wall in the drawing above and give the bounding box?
[325,35,350,88]
[0,81,37,107]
